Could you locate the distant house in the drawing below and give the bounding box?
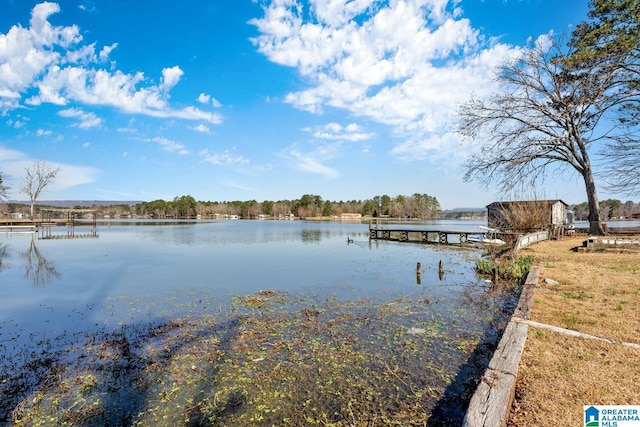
[486,200,569,233]
[632,212,640,219]
[340,213,362,221]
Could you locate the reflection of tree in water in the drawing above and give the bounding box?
[0,242,8,271]
[300,229,322,243]
[21,236,61,287]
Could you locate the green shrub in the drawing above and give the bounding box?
[477,254,534,284]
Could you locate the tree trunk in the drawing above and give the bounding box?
[583,168,604,235]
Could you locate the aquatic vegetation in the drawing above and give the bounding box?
[0,286,517,426]
[476,254,534,285]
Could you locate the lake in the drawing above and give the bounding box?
[0,219,518,425]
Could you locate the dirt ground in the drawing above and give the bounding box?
[508,235,640,426]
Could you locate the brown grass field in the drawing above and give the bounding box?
[508,235,640,426]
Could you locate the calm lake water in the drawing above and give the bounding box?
[0,219,515,424]
[1,220,491,346]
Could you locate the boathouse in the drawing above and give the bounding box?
[487,200,569,236]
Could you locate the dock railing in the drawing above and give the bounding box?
[513,230,548,252]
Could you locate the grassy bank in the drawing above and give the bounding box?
[509,236,640,426]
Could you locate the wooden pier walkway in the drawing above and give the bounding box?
[1,215,98,239]
[369,226,483,245]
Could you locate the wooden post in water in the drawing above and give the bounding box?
[438,260,444,280]
[416,262,422,284]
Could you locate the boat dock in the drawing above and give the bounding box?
[369,224,515,245]
[368,224,504,245]
[0,224,38,233]
[1,210,98,239]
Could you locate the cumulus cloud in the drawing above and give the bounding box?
[160,66,183,91]
[250,0,521,161]
[99,43,118,61]
[0,2,222,124]
[197,93,222,107]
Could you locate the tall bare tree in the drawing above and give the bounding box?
[0,173,8,200]
[567,0,640,195]
[21,161,60,219]
[457,33,639,235]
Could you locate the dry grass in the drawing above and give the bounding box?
[509,235,640,426]
[494,201,551,232]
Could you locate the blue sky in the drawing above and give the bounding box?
[0,0,604,209]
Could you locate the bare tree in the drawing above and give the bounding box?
[22,236,61,287]
[21,161,60,219]
[0,173,9,200]
[457,36,637,235]
[567,0,640,194]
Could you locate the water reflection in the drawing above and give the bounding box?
[0,242,7,271]
[0,220,510,425]
[21,236,60,287]
[39,226,98,240]
[300,229,322,243]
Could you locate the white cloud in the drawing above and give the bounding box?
[0,3,222,124]
[49,164,99,191]
[197,92,222,107]
[288,149,339,178]
[310,122,374,141]
[7,118,27,129]
[36,129,52,136]
[58,107,102,129]
[99,43,118,62]
[191,124,210,133]
[146,136,189,155]
[200,148,249,166]
[160,66,183,91]
[117,127,137,133]
[0,145,99,196]
[0,145,27,162]
[117,118,137,133]
[65,42,98,64]
[250,0,521,161]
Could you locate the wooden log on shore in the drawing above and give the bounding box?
[512,266,538,320]
[462,266,540,427]
[462,322,528,427]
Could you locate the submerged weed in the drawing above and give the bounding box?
[2,287,517,426]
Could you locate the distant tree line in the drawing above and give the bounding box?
[1,194,442,220]
[1,193,440,220]
[570,199,640,220]
[129,193,441,220]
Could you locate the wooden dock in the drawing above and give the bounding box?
[1,215,98,239]
[369,226,490,245]
[0,224,37,233]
